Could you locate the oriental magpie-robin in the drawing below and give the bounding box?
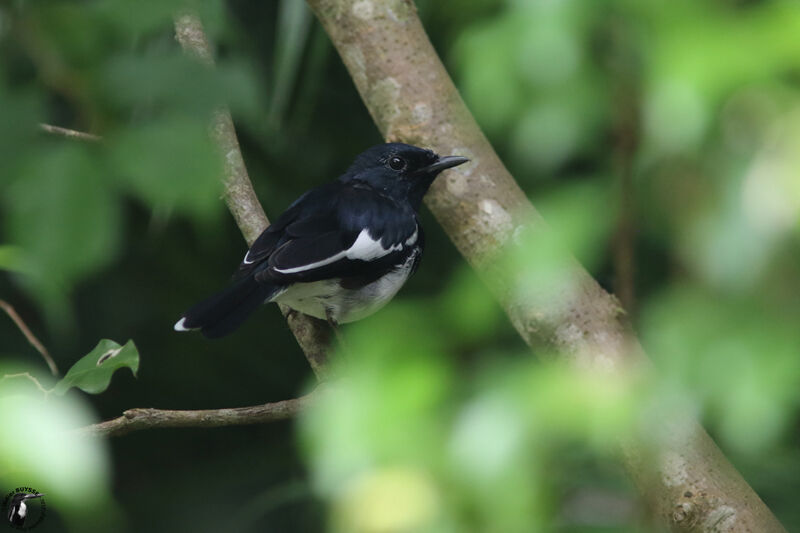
[174,143,468,338]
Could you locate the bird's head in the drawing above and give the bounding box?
[341,143,469,210]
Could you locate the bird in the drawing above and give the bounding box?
[174,143,468,338]
[7,493,43,527]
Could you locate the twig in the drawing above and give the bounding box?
[78,392,314,437]
[608,21,640,314]
[0,299,59,376]
[39,123,101,142]
[0,372,52,398]
[173,12,332,380]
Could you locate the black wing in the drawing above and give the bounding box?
[236,181,418,284]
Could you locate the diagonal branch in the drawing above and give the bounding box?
[1,372,53,397]
[39,123,101,142]
[78,392,314,437]
[608,26,640,314]
[304,1,785,531]
[0,299,59,376]
[173,12,332,379]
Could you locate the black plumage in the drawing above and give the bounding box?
[175,143,468,338]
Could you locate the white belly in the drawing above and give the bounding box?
[271,255,416,323]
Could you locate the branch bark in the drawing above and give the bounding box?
[608,22,640,314]
[0,299,59,376]
[39,123,101,142]
[304,1,785,531]
[173,12,332,380]
[78,393,313,437]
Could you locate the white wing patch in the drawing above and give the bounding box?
[242,250,256,265]
[273,228,405,275]
[349,229,403,260]
[405,229,418,246]
[174,317,195,332]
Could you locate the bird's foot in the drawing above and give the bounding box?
[325,308,349,354]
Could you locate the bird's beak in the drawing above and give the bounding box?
[419,155,469,175]
[23,493,43,500]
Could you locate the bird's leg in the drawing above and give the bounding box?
[325,308,348,352]
[325,308,341,336]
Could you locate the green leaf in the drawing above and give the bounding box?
[54,339,139,395]
[108,115,223,219]
[0,245,26,273]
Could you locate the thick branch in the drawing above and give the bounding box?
[78,394,312,437]
[173,13,332,380]
[305,1,785,531]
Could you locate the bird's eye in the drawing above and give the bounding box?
[388,156,406,171]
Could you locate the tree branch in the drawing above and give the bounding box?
[173,12,332,380]
[77,393,314,437]
[0,299,59,376]
[0,372,52,397]
[607,23,640,314]
[305,1,785,531]
[39,123,101,142]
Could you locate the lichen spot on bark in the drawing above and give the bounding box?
[370,77,402,130]
[352,0,374,20]
[446,172,469,197]
[477,199,513,239]
[342,45,367,88]
[553,322,585,349]
[387,0,416,22]
[661,451,689,488]
[703,505,737,532]
[411,102,432,125]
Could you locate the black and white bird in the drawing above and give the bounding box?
[7,493,43,527]
[174,143,468,338]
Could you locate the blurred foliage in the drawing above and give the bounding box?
[1,0,800,532]
[0,376,117,531]
[0,338,137,530]
[301,295,642,532]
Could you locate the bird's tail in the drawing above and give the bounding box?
[174,276,277,338]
